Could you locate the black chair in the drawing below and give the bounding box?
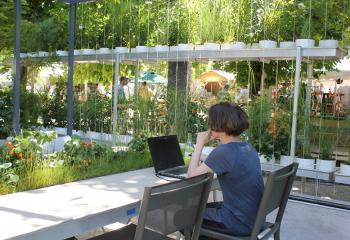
[200,163,298,240]
[88,173,213,240]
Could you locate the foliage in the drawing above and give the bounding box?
[73,64,113,85]
[0,130,56,189]
[41,80,67,128]
[187,95,208,135]
[0,131,153,195]
[128,133,148,153]
[62,136,107,166]
[0,162,19,188]
[0,87,43,138]
[269,107,292,160]
[2,130,56,164]
[0,87,13,138]
[74,93,112,133]
[247,96,273,158]
[318,127,337,160]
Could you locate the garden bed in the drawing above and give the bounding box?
[0,131,151,195]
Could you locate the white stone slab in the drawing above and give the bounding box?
[0,168,165,240]
[335,171,350,185]
[260,162,284,172]
[52,136,71,152]
[296,168,333,181]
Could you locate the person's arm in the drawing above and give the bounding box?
[188,131,213,177]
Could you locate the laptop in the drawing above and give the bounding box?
[147,135,188,179]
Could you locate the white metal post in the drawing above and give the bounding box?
[112,54,120,144]
[290,47,302,160]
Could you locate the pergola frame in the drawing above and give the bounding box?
[12,0,97,136]
[13,4,345,158]
[57,46,342,160]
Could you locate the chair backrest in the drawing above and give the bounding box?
[250,163,298,239]
[134,173,213,240]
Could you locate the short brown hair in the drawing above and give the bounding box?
[208,102,249,136]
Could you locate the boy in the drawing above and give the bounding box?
[188,102,264,235]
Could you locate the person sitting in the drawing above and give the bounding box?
[188,102,264,236]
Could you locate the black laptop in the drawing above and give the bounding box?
[147,135,188,179]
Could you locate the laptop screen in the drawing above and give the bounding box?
[147,135,185,173]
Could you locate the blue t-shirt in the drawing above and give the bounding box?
[205,141,264,232]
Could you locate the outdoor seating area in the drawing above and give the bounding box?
[1,0,350,239]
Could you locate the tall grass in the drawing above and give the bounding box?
[0,151,152,195]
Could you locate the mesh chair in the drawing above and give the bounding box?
[88,172,213,240]
[200,163,298,240]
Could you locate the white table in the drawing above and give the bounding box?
[0,168,167,240]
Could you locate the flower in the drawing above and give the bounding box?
[5,142,14,150]
[17,152,23,160]
[9,148,15,156]
[83,143,92,150]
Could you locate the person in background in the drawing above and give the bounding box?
[139,81,153,101]
[235,87,249,105]
[188,102,264,236]
[117,76,129,108]
[138,81,153,124]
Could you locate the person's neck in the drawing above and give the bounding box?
[219,134,241,144]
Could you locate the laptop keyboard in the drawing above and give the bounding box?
[167,167,188,175]
[160,172,186,179]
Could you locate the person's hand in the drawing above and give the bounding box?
[196,130,211,147]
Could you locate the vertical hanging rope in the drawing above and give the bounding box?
[78,4,84,132]
[324,0,328,39]
[174,2,180,135]
[184,0,190,139]
[128,0,132,48]
[308,0,312,39]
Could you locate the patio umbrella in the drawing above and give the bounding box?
[204,82,222,92]
[197,70,235,93]
[139,71,167,84]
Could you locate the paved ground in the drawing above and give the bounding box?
[275,200,350,240]
[77,200,350,240]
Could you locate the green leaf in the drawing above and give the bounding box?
[8,173,19,183]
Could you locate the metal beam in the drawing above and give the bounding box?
[60,0,95,3]
[290,47,302,160]
[22,47,344,65]
[13,0,21,135]
[66,3,77,136]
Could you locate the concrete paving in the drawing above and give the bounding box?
[79,200,350,240]
[269,200,350,240]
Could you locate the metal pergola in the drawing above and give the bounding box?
[12,0,96,136]
[13,1,345,158]
[29,46,342,159]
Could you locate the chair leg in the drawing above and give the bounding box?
[274,229,280,240]
[175,231,184,240]
[184,229,191,240]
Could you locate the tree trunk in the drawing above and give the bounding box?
[167,61,191,142]
[19,65,27,88]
